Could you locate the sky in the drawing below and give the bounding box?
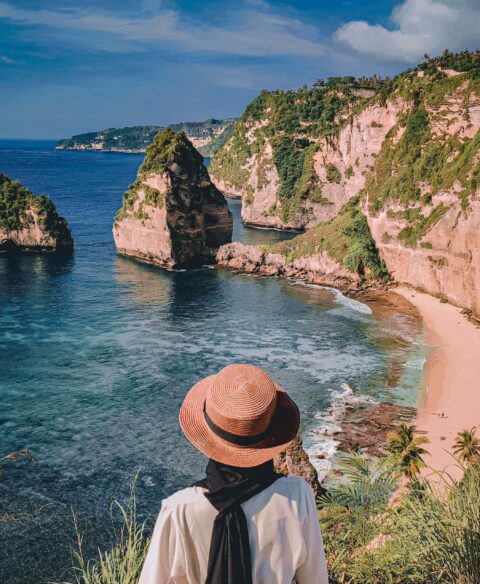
[1,0,480,138]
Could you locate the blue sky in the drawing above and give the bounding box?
[1,0,479,138]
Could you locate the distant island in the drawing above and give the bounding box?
[56,118,236,157]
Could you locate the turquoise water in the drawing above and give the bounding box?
[0,141,423,583]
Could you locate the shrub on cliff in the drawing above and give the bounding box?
[270,196,390,281]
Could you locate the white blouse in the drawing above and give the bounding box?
[139,475,329,584]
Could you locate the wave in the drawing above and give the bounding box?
[291,281,373,316]
[303,383,376,480]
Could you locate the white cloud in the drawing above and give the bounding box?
[0,1,326,58]
[335,0,480,64]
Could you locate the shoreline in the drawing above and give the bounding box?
[395,287,480,480]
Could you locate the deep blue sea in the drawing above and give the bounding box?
[0,140,424,583]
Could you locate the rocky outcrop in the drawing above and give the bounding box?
[0,174,73,253]
[113,129,232,268]
[274,435,324,498]
[333,402,416,457]
[216,241,362,292]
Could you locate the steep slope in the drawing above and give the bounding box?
[364,53,480,316]
[56,118,235,157]
[213,51,480,317]
[209,77,397,230]
[0,174,73,253]
[113,129,232,268]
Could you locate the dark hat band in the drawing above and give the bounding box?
[203,401,274,446]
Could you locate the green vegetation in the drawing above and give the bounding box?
[387,422,429,480]
[453,428,480,464]
[268,196,389,281]
[397,204,449,248]
[321,426,480,583]
[211,76,386,220]
[366,55,480,241]
[57,475,149,584]
[139,128,202,177]
[0,174,72,241]
[56,118,236,157]
[326,163,341,184]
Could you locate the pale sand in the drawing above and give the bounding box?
[394,287,480,480]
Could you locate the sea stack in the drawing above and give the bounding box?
[0,174,73,253]
[113,128,233,268]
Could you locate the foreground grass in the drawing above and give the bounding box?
[56,476,150,584]
[321,452,480,583]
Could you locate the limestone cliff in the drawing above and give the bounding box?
[364,54,480,316]
[213,51,480,317]
[0,174,73,253]
[113,129,232,268]
[209,77,393,230]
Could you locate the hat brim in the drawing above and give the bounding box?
[179,375,300,467]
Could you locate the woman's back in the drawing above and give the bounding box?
[140,476,328,584]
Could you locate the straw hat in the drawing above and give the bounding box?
[179,364,300,467]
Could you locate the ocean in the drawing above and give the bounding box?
[0,140,423,583]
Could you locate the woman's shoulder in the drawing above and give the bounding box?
[273,474,316,496]
[160,486,209,511]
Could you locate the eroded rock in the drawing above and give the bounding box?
[113,129,232,268]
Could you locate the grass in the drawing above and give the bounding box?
[321,442,480,583]
[267,196,389,281]
[57,475,150,584]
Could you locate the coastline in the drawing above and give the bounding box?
[395,286,480,480]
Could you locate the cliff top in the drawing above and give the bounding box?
[139,128,206,178]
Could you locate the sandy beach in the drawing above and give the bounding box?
[394,287,480,480]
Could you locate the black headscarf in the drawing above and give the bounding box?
[194,458,281,584]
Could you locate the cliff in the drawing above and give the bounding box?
[217,196,389,291]
[209,77,390,230]
[364,57,480,317]
[56,118,235,157]
[212,51,480,317]
[113,129,232,268]
[0,174,73,253]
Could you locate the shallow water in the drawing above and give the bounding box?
[0,141,423,583]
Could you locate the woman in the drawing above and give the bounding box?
[140,364,329,584]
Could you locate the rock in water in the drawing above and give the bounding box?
[0,174,73,253]
[113,129,233,268]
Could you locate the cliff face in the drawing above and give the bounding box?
[113,129,232,268]
[364,66,480,316]
[212,52,480,317]
[57,119,235,157]
[0,174,73,253]
[209,78,390,230]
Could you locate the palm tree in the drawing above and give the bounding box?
[387,422,429,481]
[453,427,480,465]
